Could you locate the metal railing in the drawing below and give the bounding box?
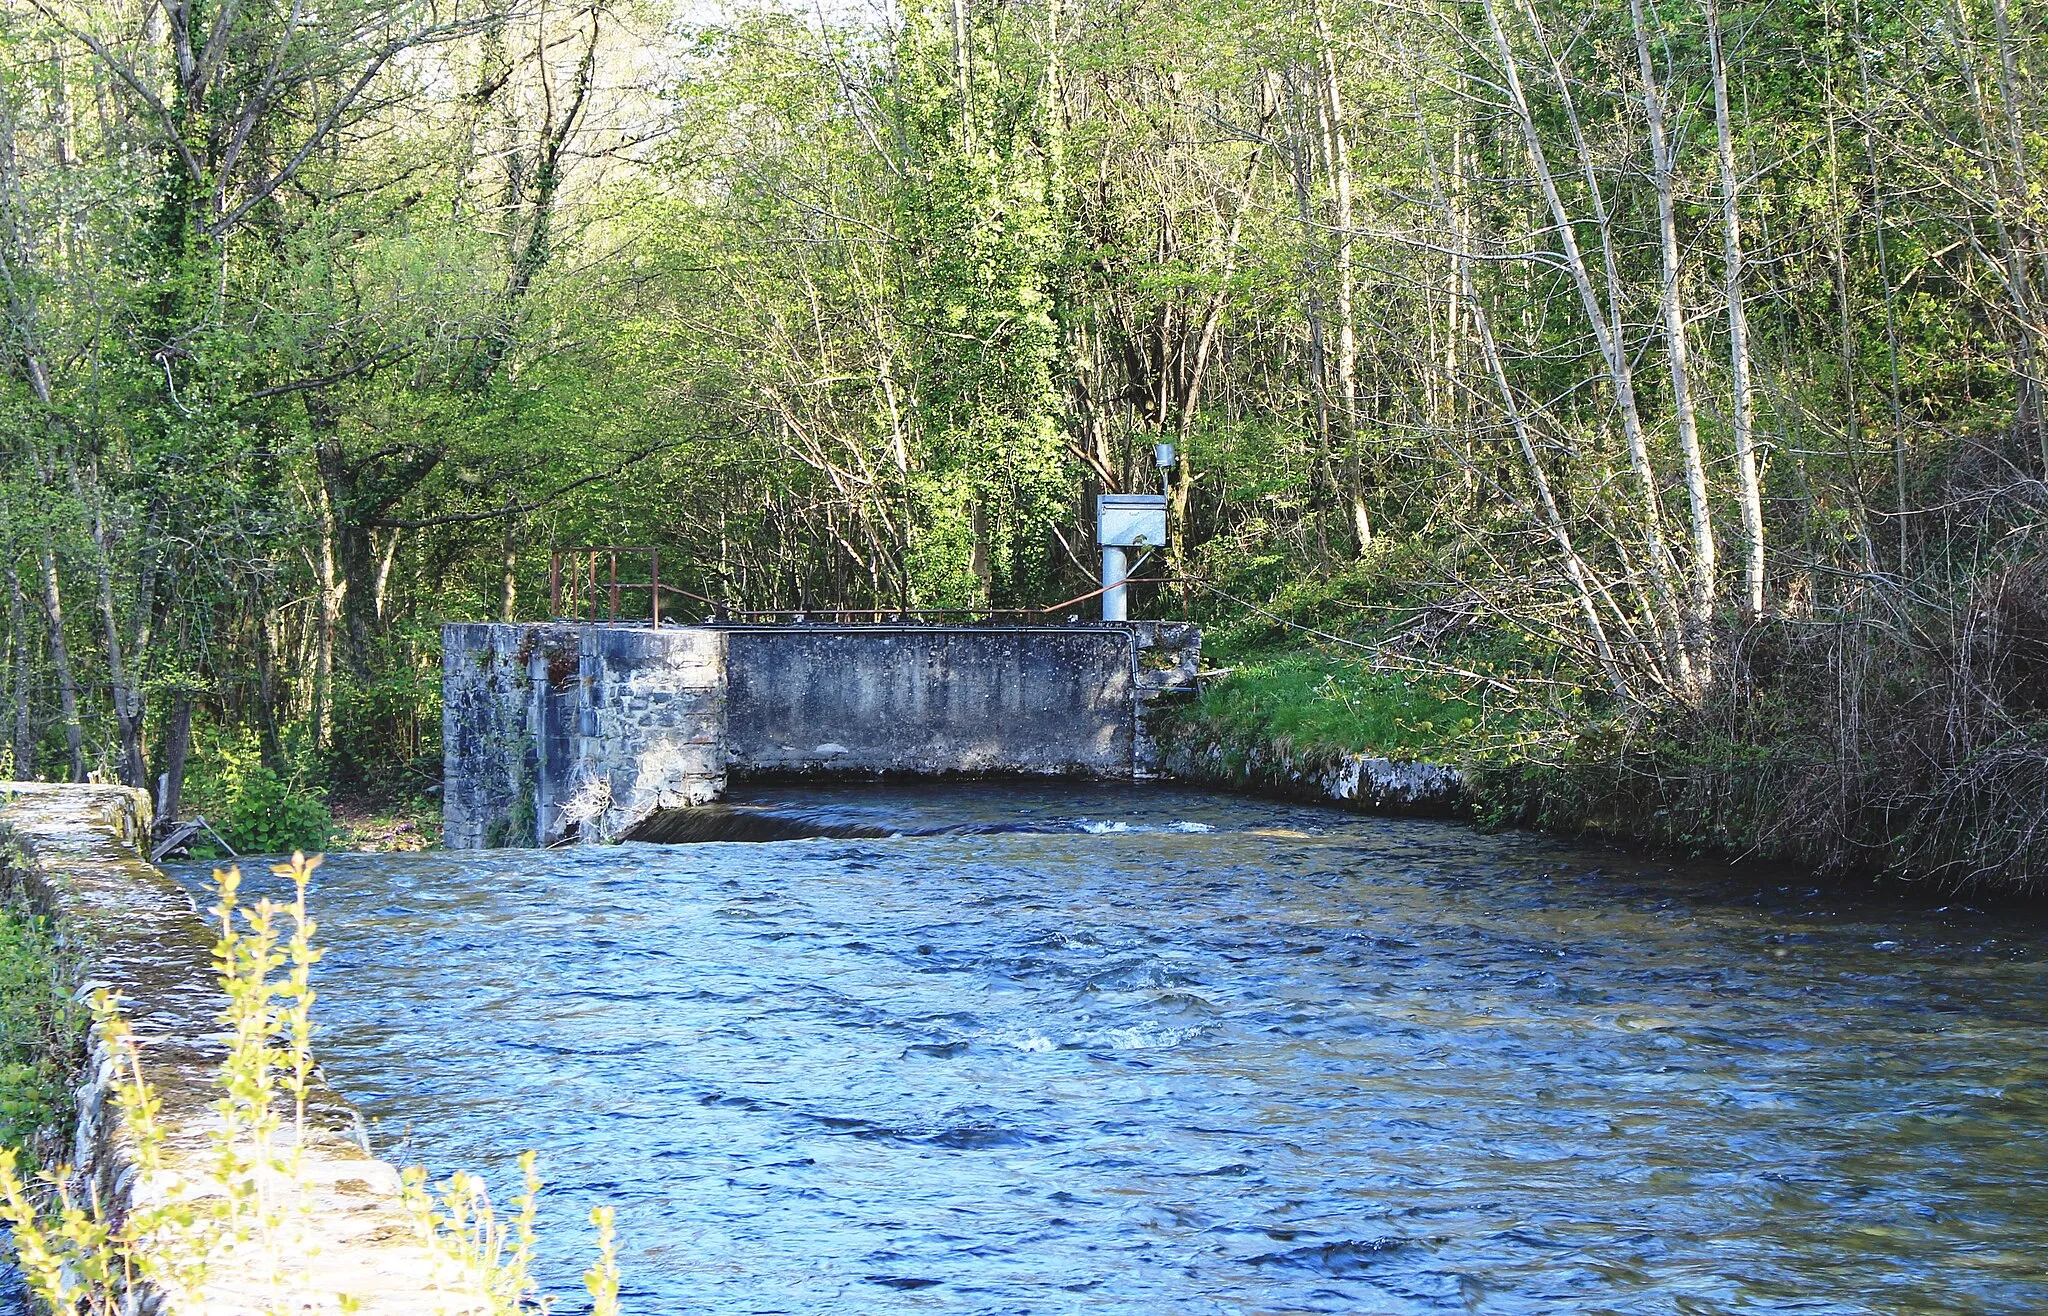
[549,546,1191,626]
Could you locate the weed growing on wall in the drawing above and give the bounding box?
[0,853,622,1313]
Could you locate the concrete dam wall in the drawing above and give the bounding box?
[443,622,1200,847]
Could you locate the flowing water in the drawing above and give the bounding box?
[175,784,2048,1314]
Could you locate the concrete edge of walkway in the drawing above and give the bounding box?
[0,782,492,1316]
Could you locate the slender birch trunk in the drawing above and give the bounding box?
[1482,0,1688,684]
[1707,0,1766,621]
[374,528,401,623]
[500,501,519,622]
[1311,0,1368,550]
[313,483,338,751]
[1632,0,1716,669]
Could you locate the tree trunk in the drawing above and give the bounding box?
[1632,0,1717,671]
[500,502,519,622]
[314,482,339,750]
[253,586,283,771]
[1311,3,1368,552]
[374,528,401,624]
[74,462,151,787]
[6,556,33,780]
[159,688,193,824]
[1484,0,1688,685]
[1313,0,1359,441]
[1707,0,1766,621]
[38,536,84,781]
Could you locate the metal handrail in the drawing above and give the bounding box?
[723,580,1189,624]
[547,545,1195,627]
[550,547,726,626]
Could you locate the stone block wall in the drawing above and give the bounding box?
[570,625,727,842]
[442,621,1202,847]
[441,622,582,848]
[1131,621,1202,777]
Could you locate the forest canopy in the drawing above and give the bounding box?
[1,0,2042,880]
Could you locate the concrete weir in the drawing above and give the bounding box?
[442,621,1201,847]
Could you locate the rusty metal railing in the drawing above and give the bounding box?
[720,578,1189,624]
[550,547,723,626]
[549,545,1192,625]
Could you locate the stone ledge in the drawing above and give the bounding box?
[1161,738,1467,817]
[0,783,491,1315]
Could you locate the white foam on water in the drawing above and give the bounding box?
[1075,819,1214,835]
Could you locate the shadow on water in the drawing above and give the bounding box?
[172,783,2048,1315]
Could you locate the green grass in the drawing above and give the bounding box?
[1183,651,1491,758]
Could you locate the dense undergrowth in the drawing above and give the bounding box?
[0,902,81,1167]
[1167,519,2048,894]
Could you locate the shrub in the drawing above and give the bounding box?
[221,764,334,855]
[179,725,335,856]
[0,896,80,1162]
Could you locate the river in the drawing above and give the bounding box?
[176,783,2048,1314]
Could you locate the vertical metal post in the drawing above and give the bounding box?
[549,552,562,618]
[650,547,661,628]
[608,551,620,623]
[1102,546,1129,622]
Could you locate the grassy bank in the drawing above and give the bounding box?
[1166,561,2048,894]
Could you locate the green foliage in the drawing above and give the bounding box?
[182,727,334,855]
[1,0,2044,885]
[0,901,81,1162]
[221,767,335,857]
[330,620,444,791]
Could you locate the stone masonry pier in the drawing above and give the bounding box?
[442,622,1200,847]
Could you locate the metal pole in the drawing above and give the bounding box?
[1102,546,1129,622]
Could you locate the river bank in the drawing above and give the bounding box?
[1158,636,2048,897]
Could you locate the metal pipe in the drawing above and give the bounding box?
[1102,546,1129,622]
